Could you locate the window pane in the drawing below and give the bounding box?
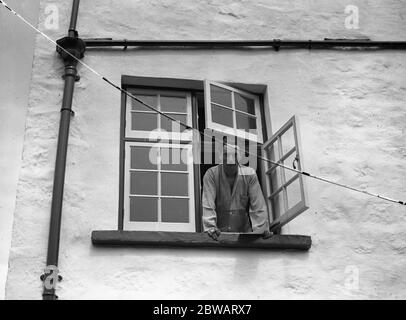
[161,147,188,171]
[160,95,187,113]
[211,104,233,127]
[210,85,232,107]
[283,152,298,182]
[270,191,285,218]
[130,171,158,195]
[131,112,158,131]
[161,198,189,223]
[236,113,257,131]
[131,94,157,111]
[161,172,188,196]
[130,196,158,222]
[160,114,188,132]
[235,93,255,115]
[270,166,282,193]
[267,141,281,162]
[281,126,295,156]
[130,146,158,170]
[286,177,302,209]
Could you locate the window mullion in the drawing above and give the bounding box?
[158,147,162,224]
[157,93,161,131]
[231,92,237,130]
[277,136,289,212]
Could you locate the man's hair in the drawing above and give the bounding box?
[216,141,243,164]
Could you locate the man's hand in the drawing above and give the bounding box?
[207,228,221,241]
[262,229,272,239]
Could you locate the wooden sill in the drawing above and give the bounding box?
[91,230,311,251]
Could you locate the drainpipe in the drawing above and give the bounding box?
[41,0,85,300]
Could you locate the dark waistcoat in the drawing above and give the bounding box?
[214,165,252,232]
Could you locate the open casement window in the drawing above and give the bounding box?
[263,116,309,230]
[204,80,263,143]
[124,142,195,232]
[126,89,193,141]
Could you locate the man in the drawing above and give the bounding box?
[202,143,273,240]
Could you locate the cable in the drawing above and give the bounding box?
[1,0,405,207]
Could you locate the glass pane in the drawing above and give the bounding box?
[131,94,157,111]
[236,113,257,131]
[161,172,188,196]
[161,198,189,223]
[160,95,187,113]
[130,171,158,195]
[130,196,158,222]
[283,151,298,182]
[161,147,188,171]
[270,191,285,218]
[267,140,280,163]
[160,114,187,132]
[211,104,233,127]
[286,177,302,209]
[281,126,295,156]
[270,166,282,193]
[235,93,255,115]
[210,85,232,107]
[131,112,158,131]
[130,146,158,170]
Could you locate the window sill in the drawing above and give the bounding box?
[91,230,311,251]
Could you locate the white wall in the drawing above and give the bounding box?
[6,0,406,299]
[0,0,39,299]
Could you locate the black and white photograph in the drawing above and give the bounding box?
[0,0,405,306]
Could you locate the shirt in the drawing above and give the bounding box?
[202,164,269,233]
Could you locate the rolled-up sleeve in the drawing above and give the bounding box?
[202,169,217,231]
[247,173,269,233]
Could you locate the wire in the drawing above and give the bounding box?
[1,0,405,207]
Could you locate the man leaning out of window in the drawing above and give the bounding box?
[202,142,278,240]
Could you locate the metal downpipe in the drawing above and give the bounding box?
[42,0,82,300]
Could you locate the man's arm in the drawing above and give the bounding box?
[202,169,218,232]
[247,171,269,234]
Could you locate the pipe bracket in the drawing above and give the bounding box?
[56,35,86,62]
[60,108,75,116]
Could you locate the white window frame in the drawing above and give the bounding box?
[124,141,196,232]
[263,116,309,229]
[204,80,263,143]
[126,89,193,141]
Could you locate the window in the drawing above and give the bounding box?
[204,81,263,143]
[126,89,193,141]
[122,87,195,232]
[263,116,309,230]
[118,76,309,235]
[124,142,195,232]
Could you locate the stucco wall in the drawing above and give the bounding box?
[6,0,406,299]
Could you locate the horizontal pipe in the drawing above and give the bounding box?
[83,39,406,49]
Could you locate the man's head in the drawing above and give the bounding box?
[221,143,241,177]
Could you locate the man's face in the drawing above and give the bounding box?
[223,146,238,176]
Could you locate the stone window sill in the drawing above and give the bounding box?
[92,230,311,251]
